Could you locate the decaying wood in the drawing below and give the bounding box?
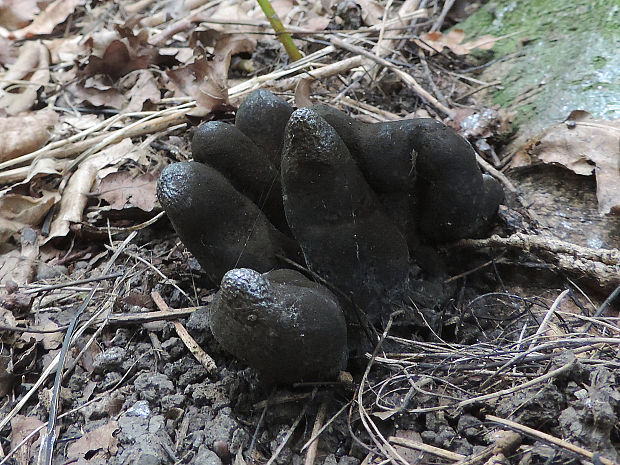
[452,233,620,288]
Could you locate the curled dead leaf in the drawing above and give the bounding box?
[0,40,40,91]
[44,138,141,243]
[82,39,151,80]
[294,78,313,108]
[66,79,126,109]
[167,34,255,112]
[0,192,58,242]
[516,111,620,215]
[67,420,119,461]
[82,26,173,81]
[0,109,58,162]
[0,41,50,114]
[10,0,82,40]
[95,171,159,212]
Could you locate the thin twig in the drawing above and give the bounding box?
[39,231,137,465]
[265,388,317,465]
[151,291,217,375]
[486,415,617,465]
[331,37,455,118]
[528,289,570,349]
[21,272,124,294]
[388,436,464,461]
[451,233,620,267]
[304,400,328,465]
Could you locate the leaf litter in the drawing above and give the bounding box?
[515,110,620,215]
[0,1,618,465]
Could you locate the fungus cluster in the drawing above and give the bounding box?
[157,90,503,383]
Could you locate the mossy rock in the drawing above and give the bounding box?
[458,0,619,146]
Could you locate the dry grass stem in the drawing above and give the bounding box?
[486,415,617,465]
[388,436,465,461]
[151,290,217,375]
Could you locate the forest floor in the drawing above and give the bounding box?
[0,1,618,464]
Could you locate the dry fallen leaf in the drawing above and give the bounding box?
[85,28,120,56]
[82,39,151,80]
[0,228,38,288]
[96,171,159,212]
[0,0,40,30]
[9,415,44,465]
[0,192,59,243]
[121,70,161,113]
[22,314,63,349]
[67,420,119,461]
[166,55,216,109]
[167,34,255,112]
[66,79,126,109]
[10,0,82,40]
[0,41,50,114]
[417,29,496,55]
[0,109,58,162]
[159,46,194,65]
[206,1,256,33]
[45,138,141,243]
[516,111,620,215]
[354,0,385,25]
[43,35,86,64]
[8,157,66,193]
[57,113,102,135]
[82,26,172,81]
[0,41,41,91]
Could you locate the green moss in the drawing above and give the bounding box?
[456,0,620,135]
[461,0,619,56]
[591,55,608,69]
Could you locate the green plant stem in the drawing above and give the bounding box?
[256,0,302,61]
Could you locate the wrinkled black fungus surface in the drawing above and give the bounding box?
[411,119,504,241]
[234,89,294,169]
[210,268,347,383]
[312,105,504,242]
[156,162,299,284]
[191,121,288,232]
[281,108,410,319]
[310,104,417,194]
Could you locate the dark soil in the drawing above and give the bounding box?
[0,3,618,465]
[2,207,618,465]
